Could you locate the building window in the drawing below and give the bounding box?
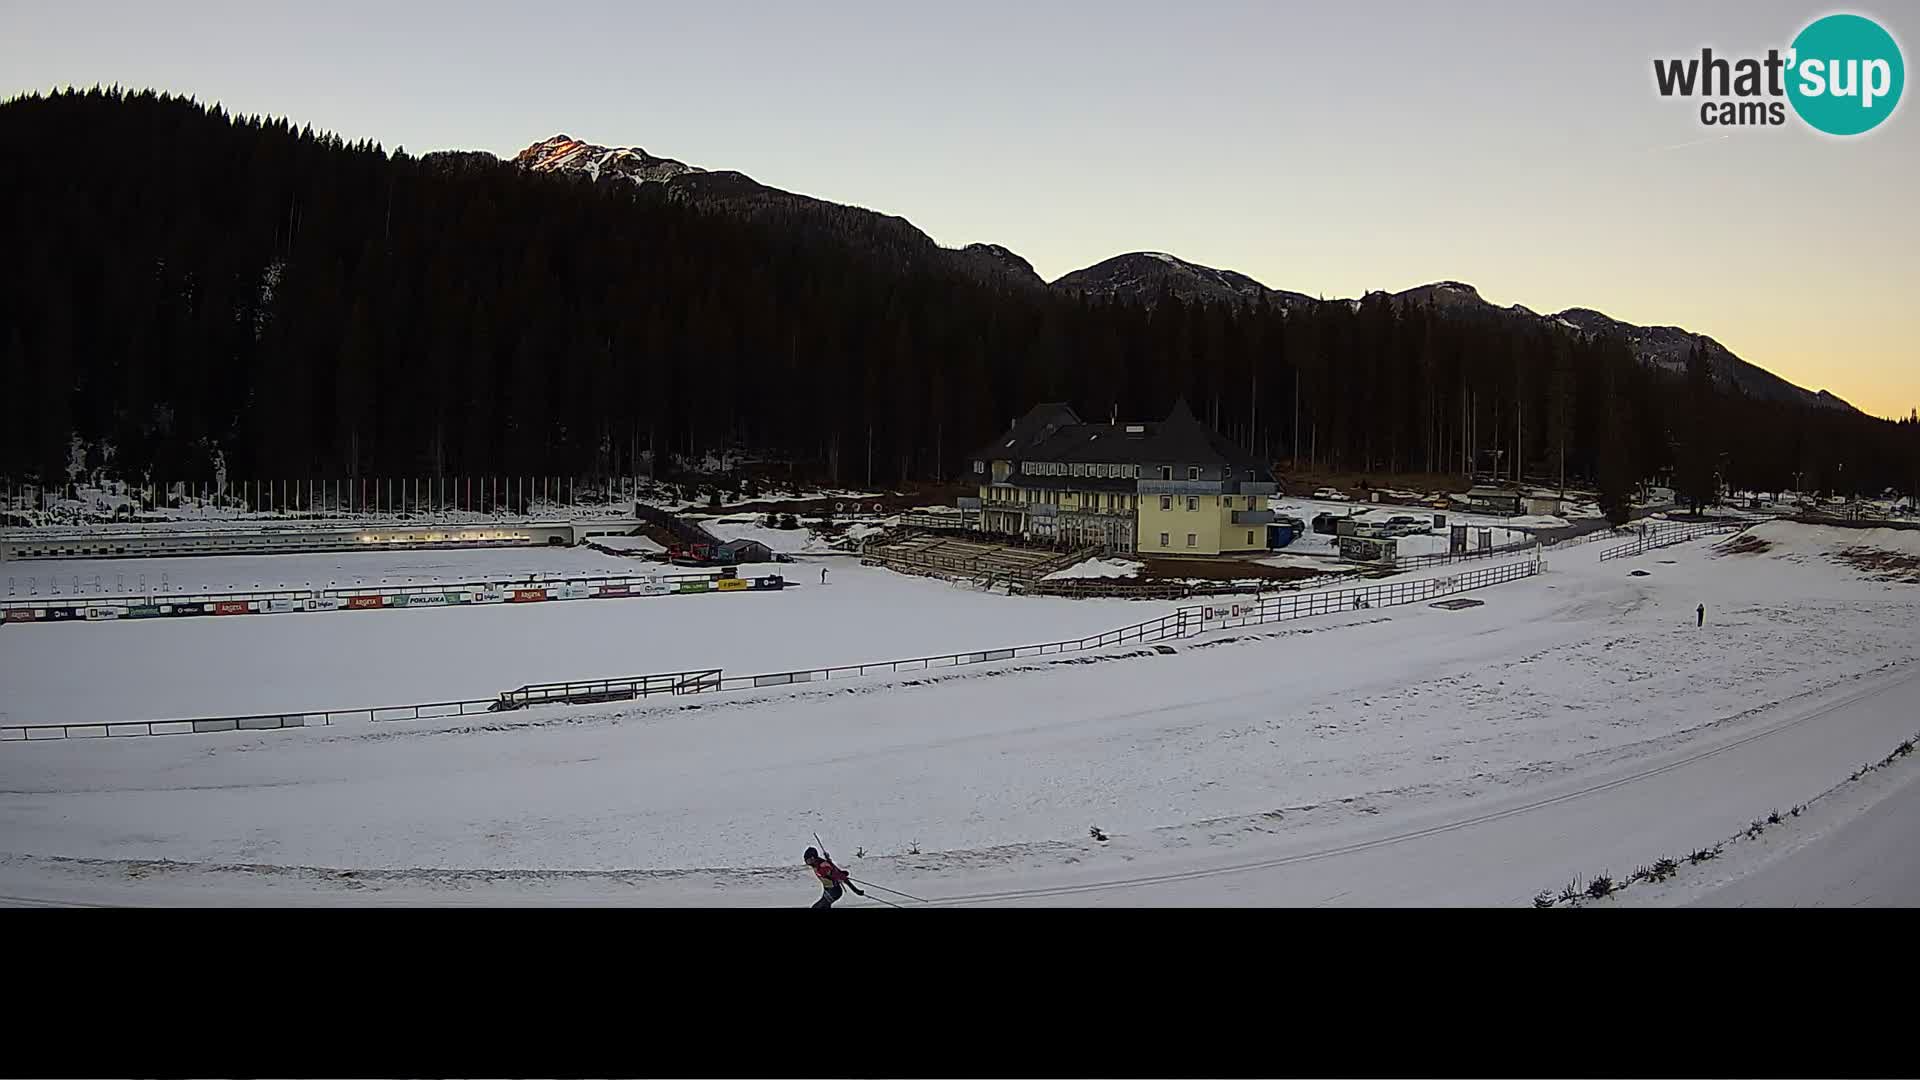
[1247,531,1256,545]
[1186,533,1198,547]
[1223,495,1233,508]
[1159,532,1170,547]
[1188,466,1200,481]
[1160,466,1172,481]
[1186,496,1198,511]
[1160,495,1172,511]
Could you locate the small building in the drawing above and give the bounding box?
[717,538,775,564]
[1523,493,1562,517]
[1463,485,1522,516]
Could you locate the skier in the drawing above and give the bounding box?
[820,566,828,585]
[1697,603,1705,627]
[803,846,864,909]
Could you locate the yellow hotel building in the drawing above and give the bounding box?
[966,400,1279,555]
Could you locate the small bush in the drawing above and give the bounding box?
[1766,809,1783,826]
[1686,845,1722,865]
[1558,880,1581,904]
[1533,890,1556,909]
[1089,826,1109,842]
[853,846,865,859]
[1585,875,1615,899]
[778,513,799,530]
[906,839,920,856]
[1634,857,1680,883]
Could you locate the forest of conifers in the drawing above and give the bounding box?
[3,88,1916,502]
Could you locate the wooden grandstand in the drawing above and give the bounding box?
[862,531,1095,590]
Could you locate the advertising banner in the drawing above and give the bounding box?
[214,600,253,615]
[393,593,448,607]
[511,588,547,603]
[677,580,709,594]
[716,578,748,592]
[346,595,385,610]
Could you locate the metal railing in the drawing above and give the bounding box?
[0,697,500,741]
[1391,537,1539,570]
[459,550,1543,708]
[495,669,724,709]
[2,549,1544,742]
[1597,520,1748,562]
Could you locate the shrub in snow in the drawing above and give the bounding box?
[907,839,920,855]
[778,513,798,530]
[1558,880,1581,905]
[1632,857,1679,884]
[1585,874,1615,899]
[1532,890,1556,909]
[1089,826,1109,843]
[1687,845,1723,865]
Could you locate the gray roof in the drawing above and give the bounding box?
[974,399,1270,477]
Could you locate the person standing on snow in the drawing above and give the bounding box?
[804,846,863,909]
[820,566,828,585]
[1697,603,1705,627]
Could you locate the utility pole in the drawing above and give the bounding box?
[1292,367,1300,467]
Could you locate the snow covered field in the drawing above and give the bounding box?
[3,521,1917,906]
[0,561,1181,725]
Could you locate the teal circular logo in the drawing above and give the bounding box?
[1786,14,1904,135]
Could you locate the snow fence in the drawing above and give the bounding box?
[3,548,1544,742]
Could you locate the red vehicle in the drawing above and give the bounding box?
[667,541,724,566]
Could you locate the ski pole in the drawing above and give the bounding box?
[860,890,908,910]
[851,878,927,904]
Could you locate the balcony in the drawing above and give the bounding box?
[1137,479,1222,496]
[1232,509,1276,525]
[956,497,982,510]
[1233,481,1279,496]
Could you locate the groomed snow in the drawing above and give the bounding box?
[0,561,1182,726]
[1,523,1915,907]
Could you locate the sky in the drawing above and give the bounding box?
[4,0,1917,418]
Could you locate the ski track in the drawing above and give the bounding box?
[1,531,1916,904]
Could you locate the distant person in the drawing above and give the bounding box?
[1697,603,1705,628]
[821,566,828,585]
[803,846,862,909]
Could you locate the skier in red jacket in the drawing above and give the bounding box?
[804,846,865,909]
